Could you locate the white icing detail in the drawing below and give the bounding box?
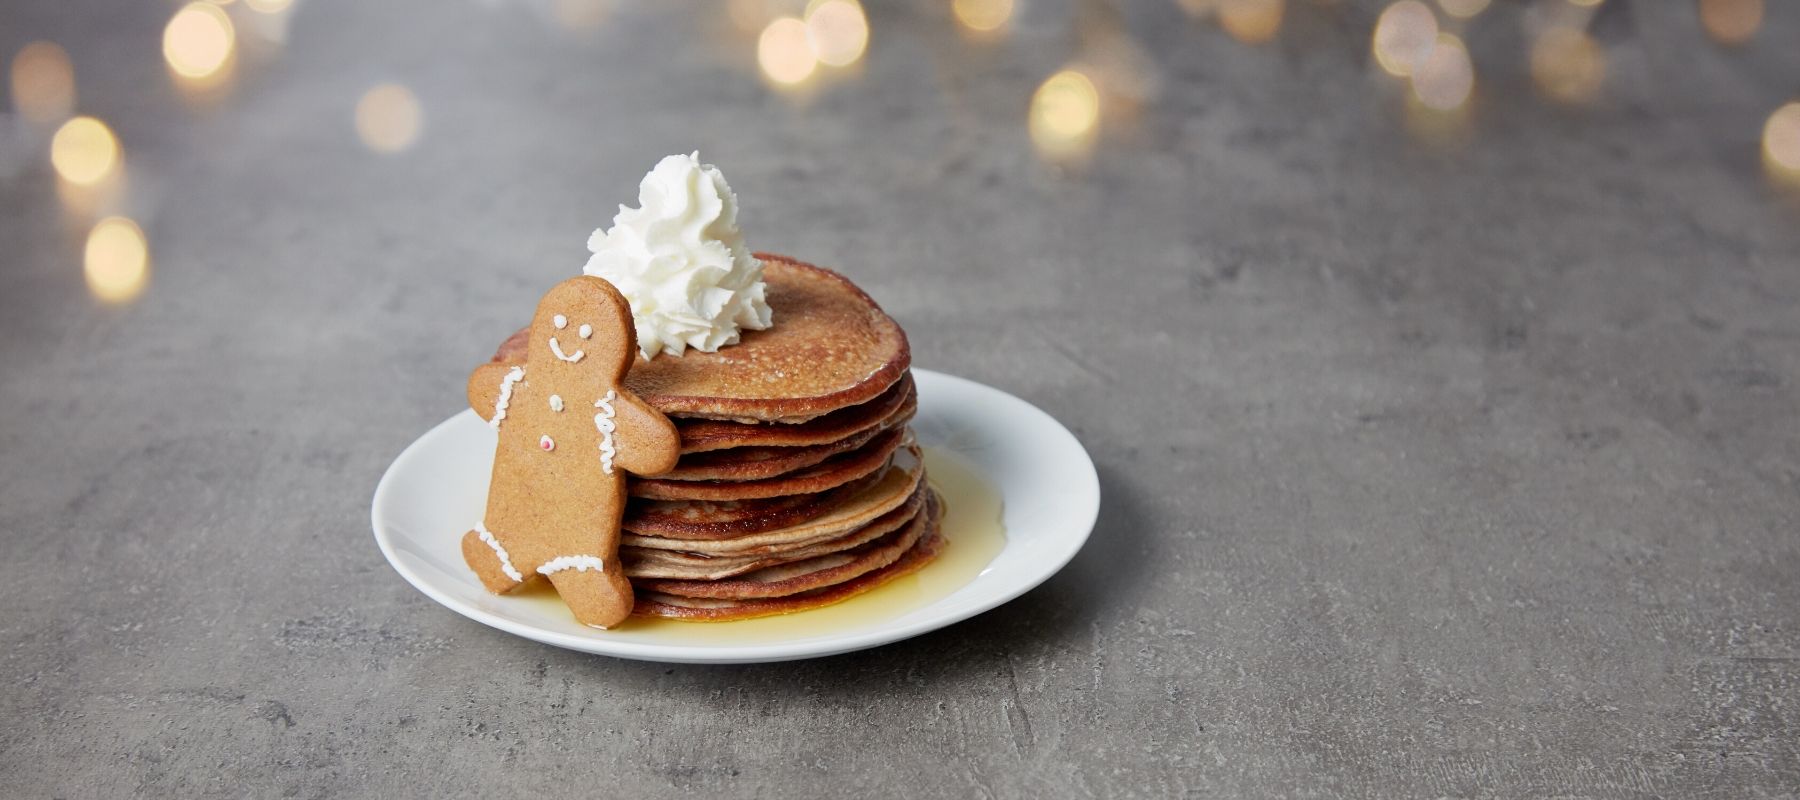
[475,521,524,582]
[549,394,564,412]
[548,337,585,362]
[539,434,555,451]
[538,555,605,575]
[578,323,593,339]
[583,152,773,359]
[593,390,618,475]
[490,366,526,429]
[553,314,567,329]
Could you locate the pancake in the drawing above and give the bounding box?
[622,484,927,580]
[621,468,884,539]
[675,373,915,454]
[651,396,914,482]
[633,492,935,599]
[491,256,911,423]
[632,525,947,622]
[628,427,906,501]
[622,444,923,553]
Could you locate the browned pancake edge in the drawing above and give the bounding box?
[629,491,935,595]
[622,484,929,580]
[631,500,947,622]
[621,448,923,552]
[676,373,916,455]
[652,395,915,482]
[621,468,885,540]
[628,427,906,501]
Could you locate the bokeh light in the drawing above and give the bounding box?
[85,217,150,305]
[1437,0,1489,18]
[245,0,293,12]
[758,17,818,85]
[1763,102,1800,177]
[355,84,422,154]
[1372,1,1438,77]
[1699,0,1761,46]
[1030,69,1100,160]
[10,42,76,124]
[953,0,1014,34]
[163,3,236,80]
[1531,27,1605,105]
[1568,0,1602,6]
[805,0,868,67]
[51,116,120,186]
[1218,0,1284,45]
[1411,33,1473,111]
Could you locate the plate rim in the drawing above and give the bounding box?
[370,367,1099,664]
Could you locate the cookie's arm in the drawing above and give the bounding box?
[467,362,516,421]
[612,394,680,477]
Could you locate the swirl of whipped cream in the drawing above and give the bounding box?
[583,153,774,359]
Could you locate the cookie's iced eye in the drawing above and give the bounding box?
[579,323,593,339]
[553,314,568,329]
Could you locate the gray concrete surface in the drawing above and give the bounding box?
[3,1,1799,797]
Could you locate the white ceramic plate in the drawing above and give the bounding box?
[371,368,1099,664]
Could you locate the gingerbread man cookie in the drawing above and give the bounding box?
[462,276,680,628]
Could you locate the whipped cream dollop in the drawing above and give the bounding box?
[583,153,773,359]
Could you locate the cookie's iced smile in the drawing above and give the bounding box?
[548,313,592,362]
[549,337,585,363]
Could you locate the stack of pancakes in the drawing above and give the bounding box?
[491,255,943,621]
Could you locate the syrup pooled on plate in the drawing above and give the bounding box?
[511,446,1005,643]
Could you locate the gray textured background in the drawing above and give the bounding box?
[3,1,1799,797]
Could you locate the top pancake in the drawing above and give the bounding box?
[491,255,911,424]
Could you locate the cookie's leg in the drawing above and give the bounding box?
[461,528,527,594]
[543,562,634,629]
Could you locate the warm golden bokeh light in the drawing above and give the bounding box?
[953,0,1014,33]
[1436,0,1489,18]
[1372,1,1438,77]
[758,17,818,85]
[1699,0,1762,46]
[85,217,150,305]
[10,41,76,124]
[355,84,422,154]
[163,2,236,79]
[805,0,868,68]
[1531,27,1605,105]
[1411,33,1473,111]
[1029,69,1100,160]
[1218,0,1284,44]
[1763,102,1800,175]
[245,0,293,12]
[51,116,120,186]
